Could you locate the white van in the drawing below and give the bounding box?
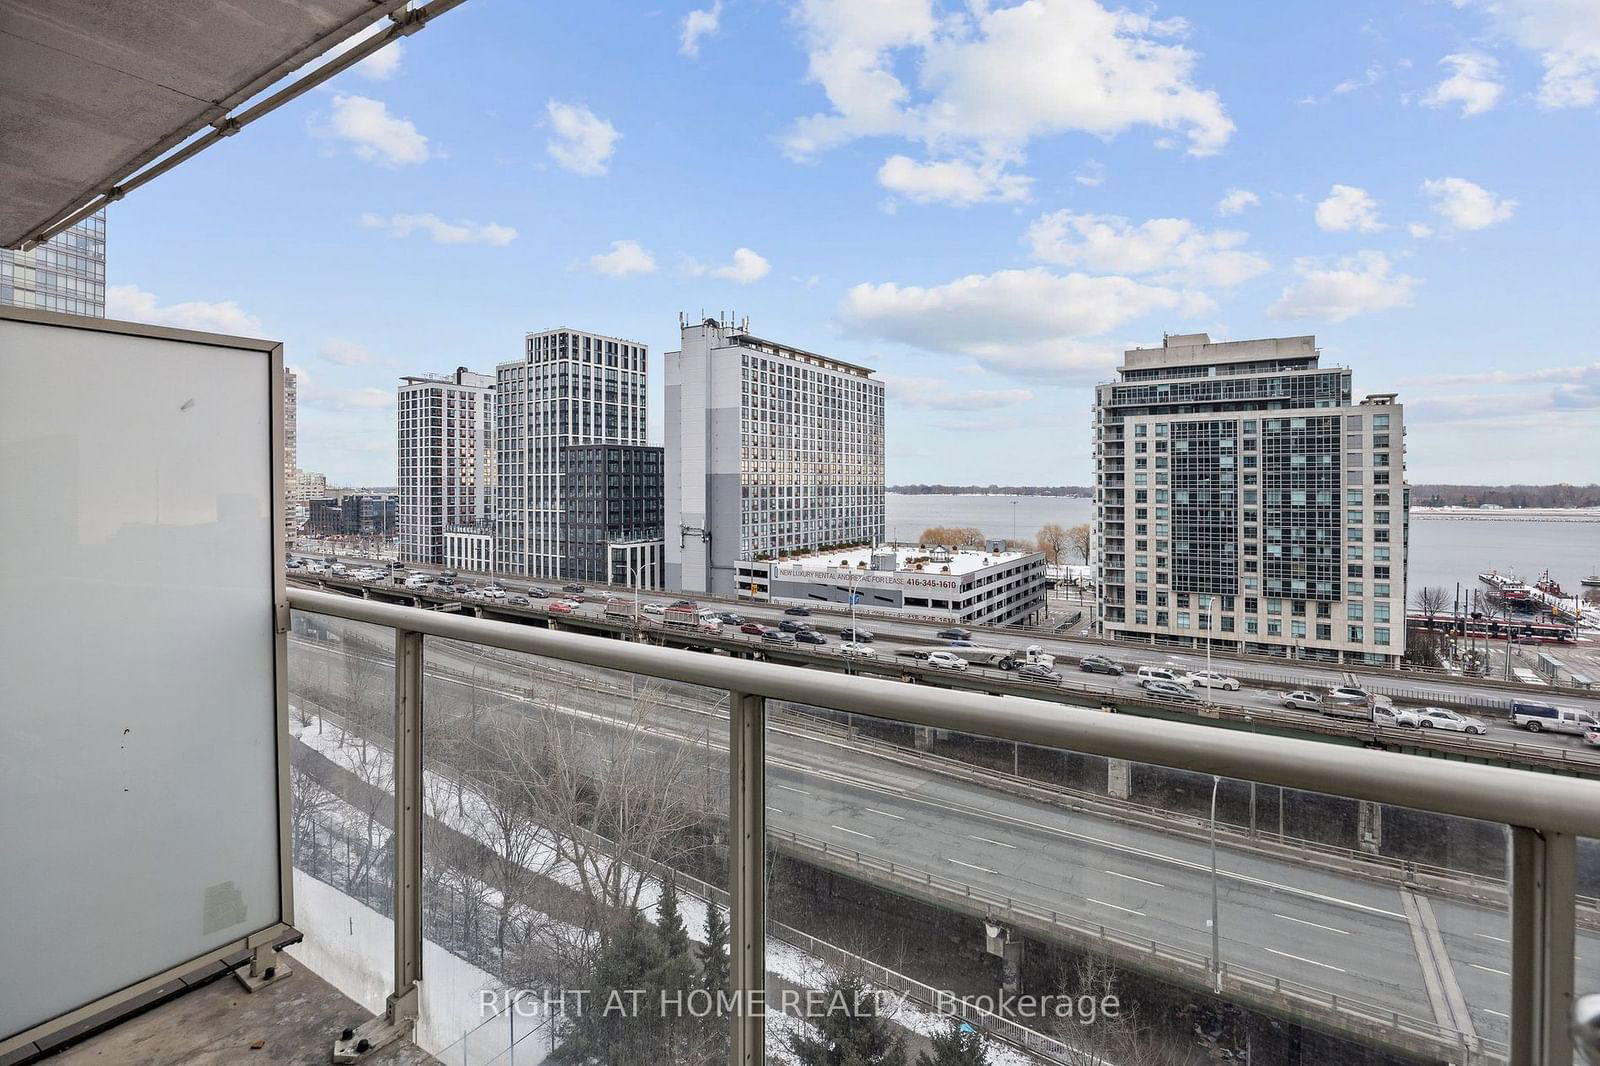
[1510,700,1598,735]
[1137,665,1192,689]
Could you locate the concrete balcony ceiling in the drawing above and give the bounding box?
[0,0,418,248]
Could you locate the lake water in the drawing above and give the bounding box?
[885,493,1600,597]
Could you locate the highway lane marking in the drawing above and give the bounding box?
[1105,870,1165,889]
[1472,963,1511,977]
[865,808,905,820]
[766,806,784,815]
[1265,948,1346,973]
[774,784,811,796]
[948,858,997,875]
[831,825,874,840]
[1086,898,1145,917]
[969,835,1017,849]
[1475,933,1509,944]
[1274,914,1350,936]
[1483,1009,1508,1019]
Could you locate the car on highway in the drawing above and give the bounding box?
[440,570,458,581]
[947,640,976,647]
[739,622,767,636]
[1016,664,1063,685]
[927,651,968,671]
[840,642,877,658]
[794,630,827,645]
[563,584,586,594]
[1415,708,1488,734]
[936,628,972,641]
[778,619,811,633]
[1136,666,1192,688]
[783,605,813,616]
[839,627,874,642]
[556,598,583,609]
[642,603,667,616]
[1510,700,1597,734]
[669,599,698,609]
[1143,680,1200,703]
[1078,655,1124,676]
[1185,670,1241,692]
[718,612,745,625]
[403,574,432,589]
[547,601,574,614]
[1281,690,1323,711]
[1326,685,1372,704]
[762,630,797,646]
[894,649,931,661]
[526,587,548,598]
[479,587,507,600]
[1373,704,1421,728]
[508,596,530,606]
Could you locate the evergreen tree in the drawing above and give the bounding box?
[915,1020,989,1066]
[656,875,692,962]
[786,973,907,1066]
[698,902,730,997]
[550,910,666,1065]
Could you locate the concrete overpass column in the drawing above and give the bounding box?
[1358,800,1382,854]
[913,726,934,752]
[1107,758,1132,800]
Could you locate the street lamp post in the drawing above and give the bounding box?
[1209,773,1222,992]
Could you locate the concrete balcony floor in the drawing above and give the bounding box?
[11,961,436,1066]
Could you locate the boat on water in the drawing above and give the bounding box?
[1534,569,1566,597]
[1479,570,1534,602]
[1583,570,1600,590]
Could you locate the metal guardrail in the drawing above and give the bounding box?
[286,586,1599,1065]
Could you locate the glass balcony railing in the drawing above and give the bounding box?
[285,586,1600,1066]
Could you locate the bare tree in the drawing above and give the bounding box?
[919,526,987,548]
[1053,951,1206,1066]
[1413,585,1451,625]
[1066,523,1092,566]
[1036,522,1068,565]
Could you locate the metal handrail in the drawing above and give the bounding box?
[288,588,1600,838]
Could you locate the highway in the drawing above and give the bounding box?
[287,620,1600,1058]
[290,557,1600,763]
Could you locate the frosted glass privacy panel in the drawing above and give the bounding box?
[0,313,284,1042]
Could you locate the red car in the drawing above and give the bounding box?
[739,622,766,635]
[548,601,574,614]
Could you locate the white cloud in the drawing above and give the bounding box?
[360,212,517,245]
[1314,184,1385,232]
[1401,362,1600,387]
[782,0,1233,188]
[589,240,658,277]
[1216,187,1259,216]
[876,155,1032,205]
[680,1,723,57]
[546,101,620,176]
[1073,160,1107,187]
[325,21,405,80]
[1025,210,1269,287]
[698,247,771,284]
[1421,176,1517,230]
[319,339,375,366]
[1267,251,1418,322]
[839,267,1210,379]
[1421,53,1504,116]
[323,94,432,165]
[1407,221,1434,238]
[106,285,265,336]
[1457,0,1600,108]
[882,374,1033,411]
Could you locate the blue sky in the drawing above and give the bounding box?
[105,0,1600,487]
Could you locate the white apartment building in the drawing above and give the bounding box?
[494,328,648,577]
[738,544,1047,625]
[1094,333,1409,666]
[283,369,297,548]
[397,368,494,565]
[665,316,886,597]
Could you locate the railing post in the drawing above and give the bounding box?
[729,691,766,1066]
[1510,826,1575,1066]
[334,627,424,1063]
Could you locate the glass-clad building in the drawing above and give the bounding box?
[0,211,106,317]
[1094,333,1409,666]
[559,443,664,586]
